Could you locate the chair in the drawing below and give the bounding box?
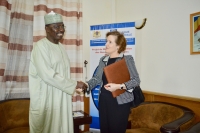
[0,98,29,133]
[180,122,200,133]
[0,98,91,133]
[126,101,195,133]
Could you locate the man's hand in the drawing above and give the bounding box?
[76,88,83,93]
[76,81,88,92]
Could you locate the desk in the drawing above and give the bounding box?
[73,111,92,133]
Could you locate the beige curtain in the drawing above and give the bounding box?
[0,0,84,111]
[0,0,33,100]
[0,0,10,100]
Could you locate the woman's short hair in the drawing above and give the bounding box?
[106,30,127,53]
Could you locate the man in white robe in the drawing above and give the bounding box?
[29,11,87,133]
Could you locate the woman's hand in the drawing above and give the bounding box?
[104,83,120,92]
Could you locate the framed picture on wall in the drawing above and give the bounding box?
[190,12,200,54]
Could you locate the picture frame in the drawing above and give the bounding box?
[190,12,200,54]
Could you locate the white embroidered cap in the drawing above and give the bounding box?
[44,11,63,25]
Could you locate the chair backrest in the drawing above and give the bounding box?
[0,99,30,132]
[129,102,185,131]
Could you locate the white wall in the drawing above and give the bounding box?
[83,0,200,98]
[82,0,114,81]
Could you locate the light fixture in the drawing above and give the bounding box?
[135,18,147,29]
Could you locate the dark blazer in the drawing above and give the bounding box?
[86,53,140,104]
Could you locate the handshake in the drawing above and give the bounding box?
[75,81,88,93]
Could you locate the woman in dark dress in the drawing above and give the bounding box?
[86,30,140,133]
